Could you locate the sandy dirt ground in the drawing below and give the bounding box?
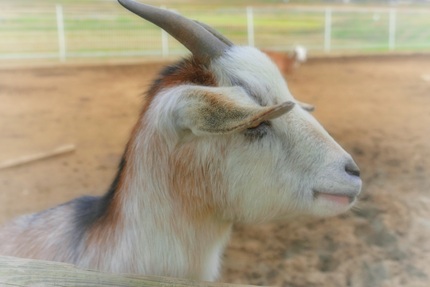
[0,55,429,287]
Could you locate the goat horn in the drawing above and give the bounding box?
[118,0,228,64]
[194,21,234,47]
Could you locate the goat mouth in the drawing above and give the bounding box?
[313,190,355,205]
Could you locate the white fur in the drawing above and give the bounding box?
[210,47,361,220]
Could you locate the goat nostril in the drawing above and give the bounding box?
[345,161,361,177]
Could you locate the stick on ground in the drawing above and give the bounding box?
[0,144,76,170]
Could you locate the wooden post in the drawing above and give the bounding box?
[0,256,259,287]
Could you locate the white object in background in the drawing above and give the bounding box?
[294,45,307,63]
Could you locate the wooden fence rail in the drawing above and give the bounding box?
[0,256,258,287]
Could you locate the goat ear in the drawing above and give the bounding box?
[297,100,315,112]
[176,87,295,136]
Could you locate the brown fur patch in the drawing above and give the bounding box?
[142,57,217,117]
[102,57,217,220]
[86,57,218,259]
[167,142,224,223]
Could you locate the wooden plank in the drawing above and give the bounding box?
[0,256,257,287]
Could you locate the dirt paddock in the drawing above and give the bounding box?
[0,55,429,286]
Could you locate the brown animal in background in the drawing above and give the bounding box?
[263,46,307,74]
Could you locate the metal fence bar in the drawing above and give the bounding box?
[55,4,66,62]
[247,6,255,47]
[161,6,169,57]
[324,8,332,53]
[161,29,169,57]
[389,8,396,51]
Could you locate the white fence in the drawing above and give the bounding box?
[0,3,429,63]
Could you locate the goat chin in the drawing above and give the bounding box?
[0,1,361,281]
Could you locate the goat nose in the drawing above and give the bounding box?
[345,159,360,177]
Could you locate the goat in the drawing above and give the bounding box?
[0,0,362,281]
[263,45,307,74]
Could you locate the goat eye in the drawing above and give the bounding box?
[244,121,271,140]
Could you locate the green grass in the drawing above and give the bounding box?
[0,1,429,60]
